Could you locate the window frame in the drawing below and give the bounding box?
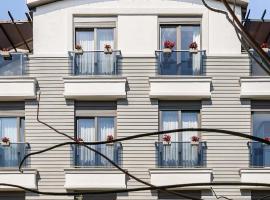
[74,27,117,51]
[0,116,25,142]
[159,24,202,50]
[75,116,117,141]
[159,109,201,142]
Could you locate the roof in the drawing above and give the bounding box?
[0,21,33,52]
[244,20,270,45]
[27,0,249,9]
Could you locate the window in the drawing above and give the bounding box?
[160,110,199,141]
[158,25,202,75]
[74,28,116,75]
[251,112,270,166]
[0,117,25,142]
[160,25,200,50]
[75,116,116,167]
[158,102,202,167]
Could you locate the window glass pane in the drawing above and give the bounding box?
[20,118,25,143]
[181,112,199,141]
[98,117,115,166]
[160,26,177,49]
[75,30,95,75]
[0,118,17,142]
[76,118,95,166]
[161,111,178,141]
[180,26,200,50]
[77,118,95,141]
[97,117,114,141]
[97,28,115,74]
[252,112,270,166]
[76,29,94,50]
[253,112,270,138]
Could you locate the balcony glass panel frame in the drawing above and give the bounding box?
[0,142,30,168]
[69,50,121,76]
[155,141,207,168]
[72,142,122,168]
[155,50,206,76]
[0,53,27,76]
[248,142,270,167]
[250,49,270,76]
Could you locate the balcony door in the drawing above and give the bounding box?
[160,111,199,167]
[159,25,201,75]
[76,117,115,167]
[75,28,115,75]
[252,112,270,167]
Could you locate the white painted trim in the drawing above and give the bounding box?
[240,77,270,99]
[240,169,270,190]
[149,77,212,100]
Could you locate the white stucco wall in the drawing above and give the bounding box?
[32,0,243,56]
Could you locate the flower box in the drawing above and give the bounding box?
[191,141,199,145]
[263,48,269,53]
[163,141,171,145]
[1,141,10,146]
[0,50,12,60]
[74,44,83,55]
[189,48,198,53]
[106,135,114,146]
[191,136,200,145]
[162,48,172,53]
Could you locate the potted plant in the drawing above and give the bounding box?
[104,44,113,54]
[75,137,84,143]
[74,44,83,55]
[1,137,10,146]
[191,136,200,145]
[261,43,269,53]
[189,42,198,53]
[163,40,175,53]
[1,48,11,60]
[106,134,114,145]
[162,134,171,145]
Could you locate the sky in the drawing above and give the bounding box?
[0,0,269,21]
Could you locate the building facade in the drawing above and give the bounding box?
[1,0,270,200]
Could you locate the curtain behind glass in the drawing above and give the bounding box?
[77,118,95,166]
[253,112,270,166]
[75,30,94,74]
[182,112,199,166]
[161,111,179,166]
[97,29,114,75]
[181,26,201,75]
[160,27,177,75]
[98,117,115,166]
[0,118,18,167]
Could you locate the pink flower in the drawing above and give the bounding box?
[107,134,114,142]
[104,44,112,49]
[261,43,268,49]
[189,42,198,49]
[163,134,171,142]
[75,44,82,50]
[164,40,175,49]
[1,137,10,143]
[191,136,200,142]
[264,137,270,142]
[75,138,84,143]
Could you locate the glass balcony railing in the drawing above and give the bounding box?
[0,143,30,168]
[155,50,206,75]
[72,143,122,168]
[249,142,270,167]
[155,142,207,168]
[0,53,27,76]
[250,49,270,76]
[69,50,121,75]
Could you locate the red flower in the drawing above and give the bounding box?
[1,137,10,143]
[1,48,9,52]
[75,138,84,143]
[191,136,200,142]
[264,137,270,142]
[104,44,112,49]
[107,134,114,142]
[163,134,171,142]
[189,42,198,49]
[261,43,269,49]
[75,44,82,50]
[164,40,175,49]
